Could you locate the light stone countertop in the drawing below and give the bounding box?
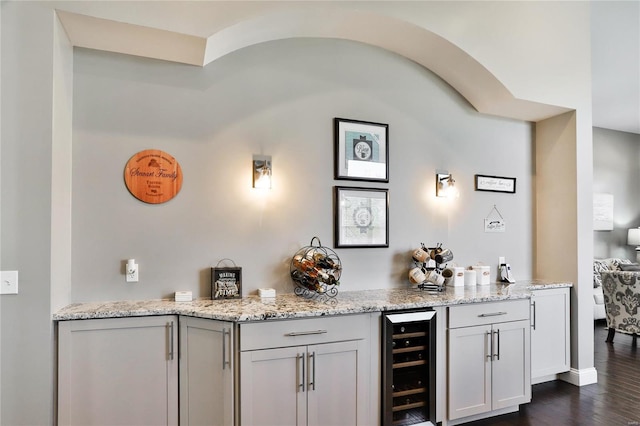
[53,280,571,322]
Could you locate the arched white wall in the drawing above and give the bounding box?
[58,7,569,123]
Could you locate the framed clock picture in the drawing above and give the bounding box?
[334,186,389,248]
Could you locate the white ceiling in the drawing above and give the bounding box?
[591,1,640,135]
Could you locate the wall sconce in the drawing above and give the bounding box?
[252,155,272,189]
[436,172,459,198]
[628,227,640,262]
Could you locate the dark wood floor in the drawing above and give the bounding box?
[465,321,640,426]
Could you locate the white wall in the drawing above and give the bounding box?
[71,39,533,301]
[593,127,640,260]
[1,3,58,425]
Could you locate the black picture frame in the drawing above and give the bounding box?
[211,266,242,299]
[334,186,389,248]
[334,118,389,182]
[474,174,517,193]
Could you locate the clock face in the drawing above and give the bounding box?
[353,207,373,227]
[354,141,372,160]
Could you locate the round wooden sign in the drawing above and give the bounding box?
[124,149,183,204]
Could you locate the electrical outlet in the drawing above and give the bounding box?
[126,267,138,282]
[126,260,139,283]
[1,271,19,294]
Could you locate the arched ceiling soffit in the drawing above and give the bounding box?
[57,9,569,122]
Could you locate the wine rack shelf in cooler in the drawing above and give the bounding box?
[382,310,436,426]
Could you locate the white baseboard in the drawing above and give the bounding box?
[559,367,598,386]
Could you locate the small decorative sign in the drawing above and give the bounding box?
[475,174,516,193]
[124,149,183,204]
[484,205,506,233]
[211,259,242,300]
[484,218,506,233]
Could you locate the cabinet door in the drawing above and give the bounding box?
[491,319,531,410]
[240,346,307,426]
[307,340,369,426]
[531,288,570,381]
[58,316,178,426]
[180,317,234,426]
[448,324,492,420]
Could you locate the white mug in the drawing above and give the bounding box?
[434,249,454,265]
[412,248,430,263]
[442,268,454,286]
[425,270,445,286]
[409,267,426,285]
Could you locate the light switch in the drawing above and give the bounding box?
[0,271,18,295]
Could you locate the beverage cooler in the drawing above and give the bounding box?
[382,310,437,426]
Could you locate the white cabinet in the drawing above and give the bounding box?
[448,300,531,423]
[57,316,178,426]
[179,316,234,426]
[530,287,570,383]
[238,314,372,426]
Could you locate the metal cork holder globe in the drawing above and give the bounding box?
[290,237,341,302]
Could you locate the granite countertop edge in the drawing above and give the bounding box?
[53,280,572,322]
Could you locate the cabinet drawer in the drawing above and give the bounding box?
[449,299,529,329]
[239,314,371,351]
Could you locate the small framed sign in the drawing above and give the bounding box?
[475,174,516,193]
[211,260,242,299]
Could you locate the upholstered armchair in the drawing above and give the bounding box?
[593,258,632,320]
[601,270,640,345]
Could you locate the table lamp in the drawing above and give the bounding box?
[627,227,640,262]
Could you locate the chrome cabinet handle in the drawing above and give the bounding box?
[308,352,316,391]
[478,312,507,317]
[222,328,231,370]
[168,321,175,361]
[285,330,328,337]
[532,301,537,330]
[486,330,493,359]
[222,328,226,370]
[297,353,305,392]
